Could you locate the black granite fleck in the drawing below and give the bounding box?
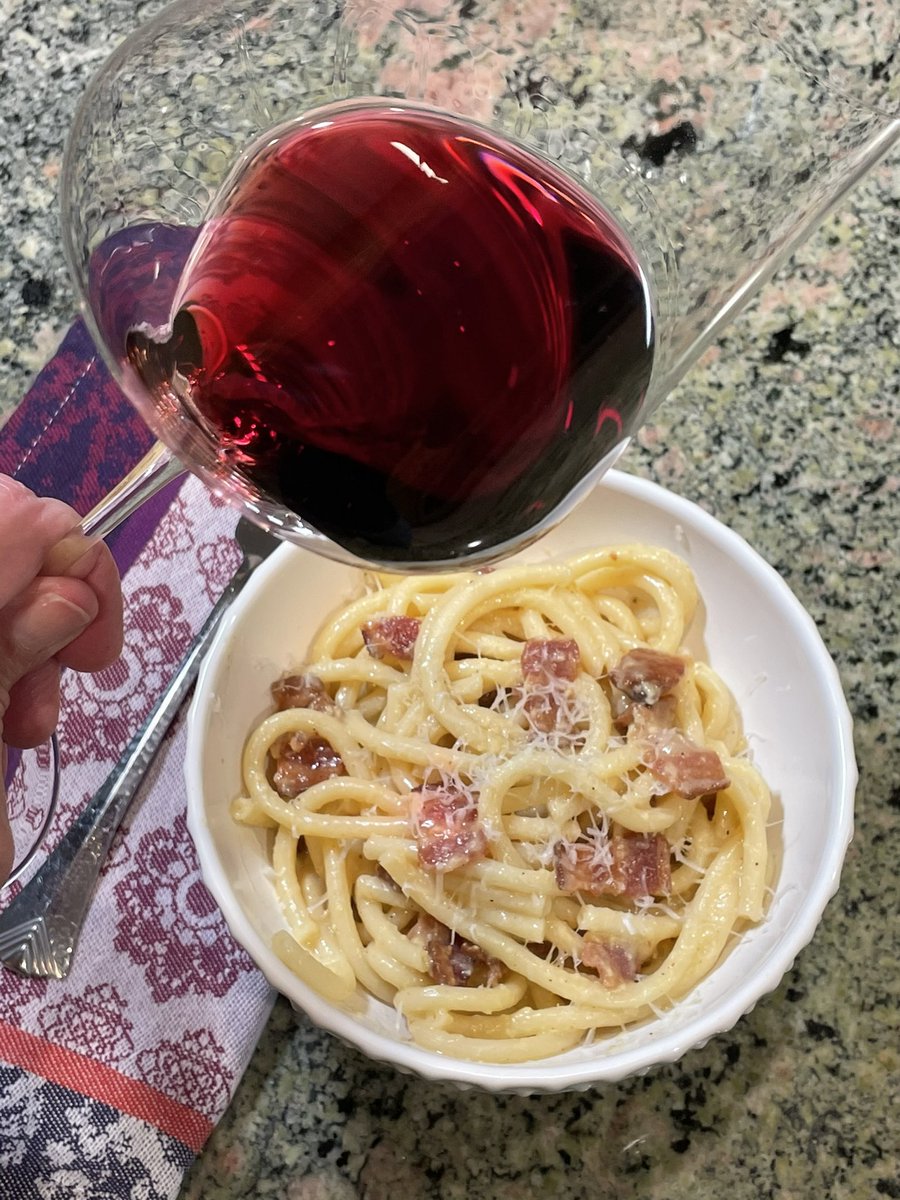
[622,120,698,166]
[20,276,52,308]
[765,324,813,362]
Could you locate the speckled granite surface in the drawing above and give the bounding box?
[1,1,898,1197]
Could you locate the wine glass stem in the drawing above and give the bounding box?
[81,440,185,539]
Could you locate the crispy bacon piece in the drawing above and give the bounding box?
[361,615,421,660]
[521,638,581,683]
[640,728,730,799]
[554,831,672,898]
[271,672,332,712]
[413,914,503,987]
[271,735,345,799]
[610,648,685,705]
[410,787,487,872]
[581,938,639,987]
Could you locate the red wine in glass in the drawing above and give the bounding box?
[96,103,654,565]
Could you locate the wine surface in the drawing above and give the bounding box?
[115,103,654,564]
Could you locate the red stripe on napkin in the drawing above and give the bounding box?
[0,1019,213,1152]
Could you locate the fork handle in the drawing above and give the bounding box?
[0,561,251,979]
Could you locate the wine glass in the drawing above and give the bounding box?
[61,0,899,571]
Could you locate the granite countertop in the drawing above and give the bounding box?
[1,2,898,1197]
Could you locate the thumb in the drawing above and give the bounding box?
[0,584,97,889]
[0,580,97,701]
[0,587,93,887]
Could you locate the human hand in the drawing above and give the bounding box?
[0,476,123,884]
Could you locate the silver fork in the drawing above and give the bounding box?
[0,518,280,979]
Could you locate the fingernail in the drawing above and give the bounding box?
[0,476,27,499]
[42,529,98,577]
[45,592,94,629]
[16,593,94,658]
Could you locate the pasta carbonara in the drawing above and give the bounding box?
[234,544,771,1063]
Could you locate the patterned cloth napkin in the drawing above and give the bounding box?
[0,322,275,1200]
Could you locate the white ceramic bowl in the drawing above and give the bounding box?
[185,470,856,1090]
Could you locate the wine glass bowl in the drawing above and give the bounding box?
[121,98,656,565]
[62,0,899,570]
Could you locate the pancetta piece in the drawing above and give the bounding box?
[271,734,345,799]
[410,787,487,872]
[553,841,612,896]
[271,672,332,712]
[554,830,672,898]
[521,638,581,733]
[413,913,503,987]
[622,700,729,799]
[521,638,581,683]
[580,938,639,987]
[523,690,563,734]
[610,648,685,705]
[640,727,730,799]
[361,615,421,660]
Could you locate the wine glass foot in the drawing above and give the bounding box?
[2,736,61,892]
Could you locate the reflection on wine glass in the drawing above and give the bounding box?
[62,0,899,570]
